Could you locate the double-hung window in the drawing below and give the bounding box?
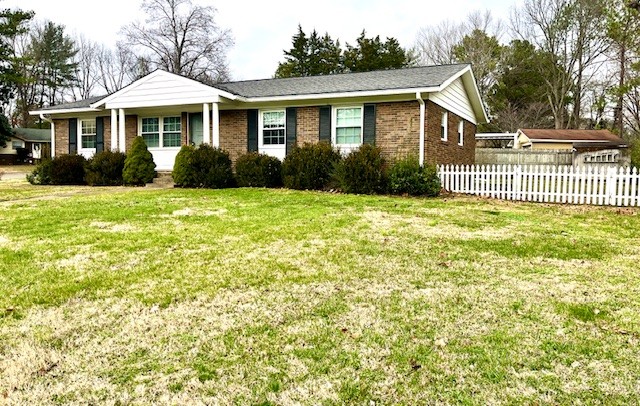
[458,121,464,146]
[80,119,97,149]
[11,140,22,150]
[141,116,181,148]
[163,117,182,147]
[334,106,363,150]
[261,111,285,145]
[441,112,448,141]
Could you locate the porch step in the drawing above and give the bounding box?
[147,172,174,188]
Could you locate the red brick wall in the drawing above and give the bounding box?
[219,110,248,163]
[181,113,188,145]
[375,101,421,162]
[124,115,138,152]
[296,107,320,146]
[424,101,476,166]
[53,119,69,156]
[102,117,111,151]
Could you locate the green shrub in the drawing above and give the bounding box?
[123,137,156,186]
[172,144,234,188]
[85,150,127,186]
[388,157,441,197]
[235,152,283,188]
[332,144,387,194]
[38,154,87,185]
[26,158,53,185]
[282,142,341,190]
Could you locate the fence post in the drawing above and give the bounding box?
[605,166,615,206]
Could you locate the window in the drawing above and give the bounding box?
[163,116,182,147]
[80,119,97,149]
[261,111,285,145]
[458,121,464,146]
[141,118,160,148]
[334,106,363,146]
[441,112,448,141]
[141,116,181,148]
[11,140,22,150]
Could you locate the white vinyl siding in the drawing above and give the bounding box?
[430,77,477,124]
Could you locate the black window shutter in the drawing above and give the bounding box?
[96,117,104,152]
[247,109,258,152]
[285,107,297,155]
[363,104,376,145]
[69,118,77,154]
[319,106,331,143]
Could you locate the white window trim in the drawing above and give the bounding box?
[138,116,182,149]
[332,105,364,153]
[458,120,464,146]
[78,118,97,152]
[258,109,287,149]
[441,112,448,142]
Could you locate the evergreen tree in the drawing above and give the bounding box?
[123,137,156,185]
[343,31,412,72]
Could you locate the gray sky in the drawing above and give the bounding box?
[3,0,519,80]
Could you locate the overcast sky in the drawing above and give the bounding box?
[3,0,520,81]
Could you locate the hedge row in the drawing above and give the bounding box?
[28,140,441,197]
[172,142,440,197]
[27,137,156,186]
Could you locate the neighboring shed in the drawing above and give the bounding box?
[514,129,627,151]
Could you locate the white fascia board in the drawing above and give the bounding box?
[530,139,610,143]
[29,107,102,116]
[90,70,239,109]
[243,86,441,103]
[105,95,228,110]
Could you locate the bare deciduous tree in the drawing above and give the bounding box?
[511,0,608,129]
[120,0,233,83]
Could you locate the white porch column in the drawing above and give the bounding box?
[211,102,220,148]
[111,109,118,151]
[203,103,211,145]
[50,121,56,158]
[118,108,126,153]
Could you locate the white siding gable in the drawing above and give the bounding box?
[102,71,227,109]
[429,78,477,124]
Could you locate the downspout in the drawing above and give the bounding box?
[416,92,425,167]
[39,113,54,158]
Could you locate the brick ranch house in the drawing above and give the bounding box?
[30,64,488,171]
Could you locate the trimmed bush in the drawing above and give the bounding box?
[235,152,283,188]
[85,150,127,186]
[123,137,156,186]
[172,144,234,188]
[332,144,387,194]
[48,154,87,185]
[388,157,441,197]
[282,142,341,190]
[26,158,53,185]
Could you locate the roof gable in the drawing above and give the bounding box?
[92,70,237,109]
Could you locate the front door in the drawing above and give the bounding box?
[189,113,204,146]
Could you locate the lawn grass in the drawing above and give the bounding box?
[1,181,639,404]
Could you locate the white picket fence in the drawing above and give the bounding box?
[438,164,640,207]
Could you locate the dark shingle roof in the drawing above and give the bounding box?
[41,95,108,111]
[13,128,51,142]
[214,64,469,98]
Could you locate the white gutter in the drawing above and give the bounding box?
[39,113,55,158]
[416,92,425,167]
